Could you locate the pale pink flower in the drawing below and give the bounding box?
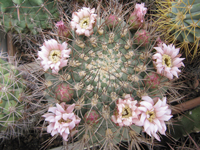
[152,43,185,80]
[111,94,141,127]
[134,3,147,23]
[70,7,97,37]
[42,103,81,141]
[137,96,172,141]
[38,39,71,74]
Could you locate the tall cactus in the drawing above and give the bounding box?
[38,1,185,149]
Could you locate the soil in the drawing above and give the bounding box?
[0,131,63,150]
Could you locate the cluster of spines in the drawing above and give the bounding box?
[154,0,200,58]
[0,57,28,139]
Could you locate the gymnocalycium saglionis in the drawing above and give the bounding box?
[38,1,185,149]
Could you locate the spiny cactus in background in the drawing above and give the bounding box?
[154,0,200,58]
[0,57,27,139]
[0,0,59,35]
[38,1,185,149]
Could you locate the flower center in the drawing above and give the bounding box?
[146,110,155,122]
[162,54,172,67]
[122,105,132,118]
[58,118,72,124]
[49,50,61,63]
[80,17,90,29]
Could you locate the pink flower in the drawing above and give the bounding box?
[138,96,172,141]
[134,3,147,23]
[111,94,141,127]
[152,43,185,80]
[42,103,81,141]
[70,7,97,37]
[38,39,71,74]
[56,21,71,37]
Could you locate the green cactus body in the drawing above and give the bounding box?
[0,0,59,34]
[155,0,200,58]
[0,58,25,136]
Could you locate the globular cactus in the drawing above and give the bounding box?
[154,0,200,58]
[0,0,59,35]
[0,58,27,139]
[39,1,185,149]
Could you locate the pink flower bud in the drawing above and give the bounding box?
[128,3,147,29]
[134,29,150,46]
[106,14,119,27]
[54,83,74,102]
[144,72,161,89]
[84,110,100,125]
[56,21,71,38]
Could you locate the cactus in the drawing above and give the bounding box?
[0,0,59,35]
[39,1,185,149]
[154,0,200,58]
[0,57,28,139]
[170,106,200,140]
